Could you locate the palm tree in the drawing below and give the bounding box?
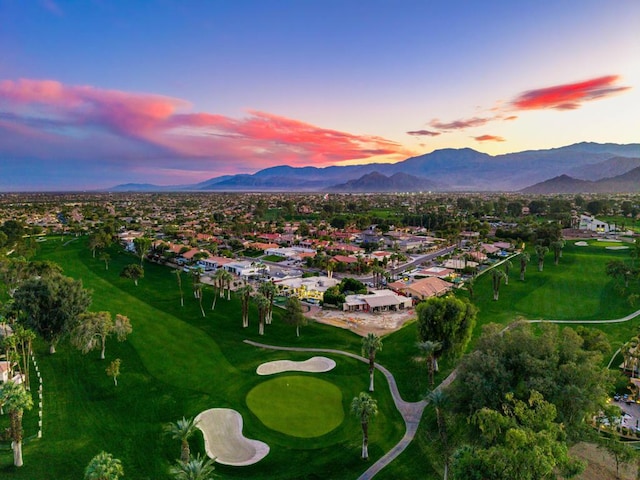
[551,239,565,265]
[427,389,450,480]
[191,270,205,317]
[361,333,382,392]
[0,381,33,467]
[221,270,234,300]
[535,245,549,272]
[258,281,277,325]
[211,269,226,310]
[173,269,184,307]
[169,454,216,480]
[466,276,475,300]
[238,283,253,328]
[519,252,530,281]
[491,269,507,301]
[417,340,442,386]
[351,392,378,460]
[84,451,124,480]
[164,417,200,464]
[503,260,513,285]
[254,293,269,335]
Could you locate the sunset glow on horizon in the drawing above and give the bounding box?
[0,0,638,190]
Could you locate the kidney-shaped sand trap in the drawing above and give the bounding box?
[195,408,269,466]
[256,356,336,375]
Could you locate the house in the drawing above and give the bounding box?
[413,266,455,278]
[275,276,340,302]
[343,289,412,313]
[223,261,270,278]
[396,277,453,301]
[579,214,613,233]
[197,256,233,271]
[0,361,23,384]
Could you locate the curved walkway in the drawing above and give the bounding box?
[244,308,640,478]
[526,308,640,325]
[244,339,453,479]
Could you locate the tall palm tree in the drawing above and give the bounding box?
[519,252,530,281]
[503,260,513,285]
[361,333,382,392]
[551,239,565,265]
[417,340,442,386]
[238,283,253,328]
[0,381,33,467]
[427,389,450,480]
[351,392,378,460]
[221,270,234,300]
[254,293,270,335]
[491,269,507,301]
[211,269,226,310]
[535,245,549,272]
[258,281,277,325]
[163,416,199,464]
[169,454,216,480]
[84,451,124,480]
[173,269,184,307]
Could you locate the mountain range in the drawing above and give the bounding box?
[111,142,640,193]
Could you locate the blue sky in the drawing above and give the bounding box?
[0,0,638,190]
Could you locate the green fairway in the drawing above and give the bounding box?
[246,376,344,438]
[0,236,404,479]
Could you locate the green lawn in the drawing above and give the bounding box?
[0,237,404,479]
[3,235,638,480]
[247,376,344,438]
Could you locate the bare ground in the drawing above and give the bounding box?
[569,442,637,480]
[304,306,416,337]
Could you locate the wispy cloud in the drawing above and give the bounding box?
[429,116,492,131]
[406,129,441,137]
[511,75,630,111]
[0,78,412,183]
[473,134,505,142]
[409,75,630,140]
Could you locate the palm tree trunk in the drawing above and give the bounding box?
[369,366,374,392]
[181,440,190,464]
[13,440,23,467]
[362,422,369,459]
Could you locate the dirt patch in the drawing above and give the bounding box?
[305,306,415,337]
[568,442,637,480]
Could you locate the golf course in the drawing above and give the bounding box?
[1,235,638,479]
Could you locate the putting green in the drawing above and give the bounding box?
[246,376,344,438]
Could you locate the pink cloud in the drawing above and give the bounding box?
[474,134,505,142]
[0,78,412,178]
[406,129,441,137]
[511,75,630,111]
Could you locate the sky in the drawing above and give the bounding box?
[0,0,639,191]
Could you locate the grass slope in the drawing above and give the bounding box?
[1,237,404,479]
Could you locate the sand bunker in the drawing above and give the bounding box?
[575,241,588,246]
[257,356,336,375]
[606,246,629,250]
[195,408,269,466]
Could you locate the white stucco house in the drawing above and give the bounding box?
[579,215,613,233]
